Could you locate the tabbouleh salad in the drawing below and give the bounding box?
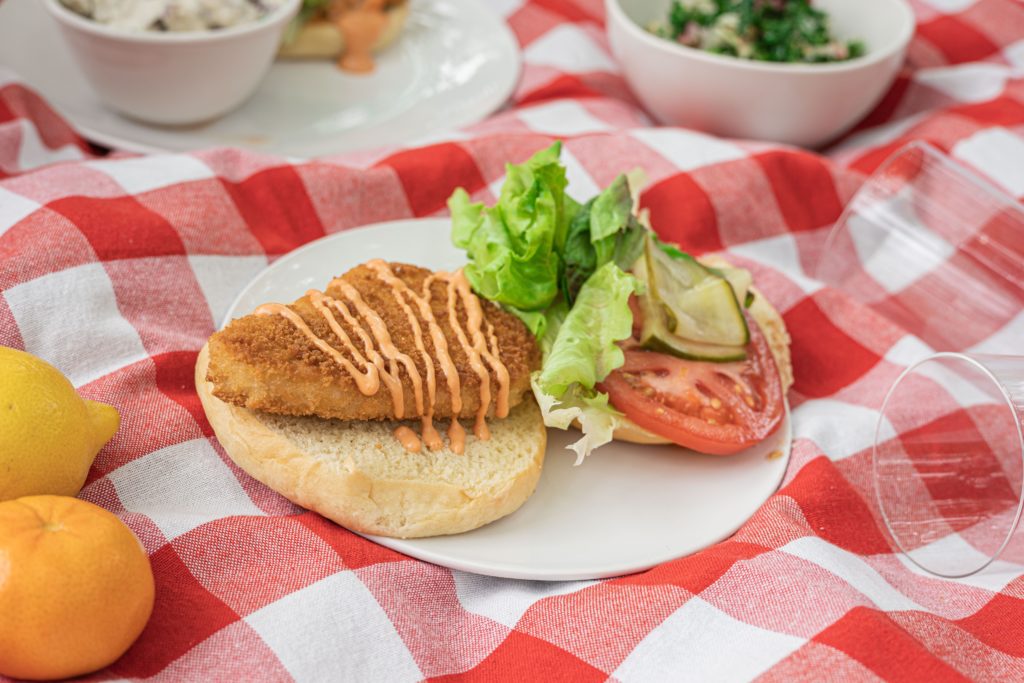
[649,0,865,64]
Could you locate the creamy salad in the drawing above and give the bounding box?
[60,0,288,31]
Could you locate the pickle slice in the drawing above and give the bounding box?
[642,236,749,346]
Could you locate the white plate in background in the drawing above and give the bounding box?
[0,0,520,157]
[224,219,793,580]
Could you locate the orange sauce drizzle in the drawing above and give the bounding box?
[256,265,511,455]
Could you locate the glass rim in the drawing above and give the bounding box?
[873,351,1024,578]
[816,140,1021,283]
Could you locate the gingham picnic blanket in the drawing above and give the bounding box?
[3,0,1024,680]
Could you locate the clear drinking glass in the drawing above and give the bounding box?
[817,141,1024,353]
[875,353,1024,577]
[817,142,1024,576]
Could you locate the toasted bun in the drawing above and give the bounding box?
[277,3,410,59]
[613,256,793,445]
[195,344,546,538]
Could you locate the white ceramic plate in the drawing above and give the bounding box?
[225,219,792,580]
[0,0,520,157]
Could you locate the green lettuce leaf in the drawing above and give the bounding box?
[560,175,646,305]
[534,262,638,462]
[449,142,577,315]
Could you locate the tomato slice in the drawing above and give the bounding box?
[599,318,784,455]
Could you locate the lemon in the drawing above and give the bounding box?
[0,347,120,501]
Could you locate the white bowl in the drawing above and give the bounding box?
[45,0,300,126]
[606,0,915,148]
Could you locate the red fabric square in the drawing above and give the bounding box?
[518,74,604,104]
[431,630,607,683]
[639,172,722,254]
[951,97,1024,128]
[517,583,690,673]
[612,541,770,593]
[81,358,206,477]
[784,298,883,399]
[463,134,554,186]
[850,73,913,133]
[172,516,344,617]
[0,294,25,349]
[566,134,676,189]
[357,561,511,678]
[957,594,1024,657]
[154,350,212,437]
[378,142,488,217]
[134,178,265,256]
[296,162,413,233]
[103,256,213,355]
[221,165,326,257]
[297,510,409,569]
[0,83,87,153]
[754,151,844,233]
[111,544,241,678]
[0,207,96,289]
[813,607,972,682]
[761,641,878,682]
[916,15,1001,65]
[49,195,187,260]
[780,457,891,555]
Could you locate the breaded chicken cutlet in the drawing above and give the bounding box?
[207,261,540,422]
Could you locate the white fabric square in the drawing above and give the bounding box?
[517,101,614,136]
[897,534,1024,594]
[884,335,934,367]
[0,185,41,237]
[561,147,602,200]
[970,308,1024,355]
[1004,39,1024,69]
[13,119,84,175]
[489,0,525,17]
[728,234,823,296]
[916,63,1009,104]
[109,438,264,541]
[524,24,617,74]
[5,262,148,386]
[919,0,979,12]
[953,128,1024,197]
[452,572,595,628]
[781,537,923,611]
[792,399,896,461]
[613,597,804,683]
[847,200,955,294]
[247,571,422,683]
[87,154,215,195]
[188,255,268,327]
[630,128,746,172]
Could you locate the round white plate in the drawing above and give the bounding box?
[0,0,519,157]
[225,219,792,580]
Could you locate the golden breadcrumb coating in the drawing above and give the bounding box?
[207,262,540,421]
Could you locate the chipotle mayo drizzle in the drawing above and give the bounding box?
[256,265,511,454]
[365,260,443,451]
[327,277,424,422]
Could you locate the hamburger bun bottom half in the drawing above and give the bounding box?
[195,344,546,539]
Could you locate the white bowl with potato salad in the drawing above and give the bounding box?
[46,0,300,125]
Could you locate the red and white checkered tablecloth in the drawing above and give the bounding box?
[3,0,1024,680]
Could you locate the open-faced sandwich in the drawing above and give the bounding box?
[448,143,792,463]
[196,262,546,538]
[196,143,792,539]
[278,0,410,72]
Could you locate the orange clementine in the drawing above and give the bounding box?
[0,495,155,680]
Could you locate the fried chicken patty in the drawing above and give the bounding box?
[207,262,540,421]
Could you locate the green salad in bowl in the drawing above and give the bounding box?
[649,0,864,64]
